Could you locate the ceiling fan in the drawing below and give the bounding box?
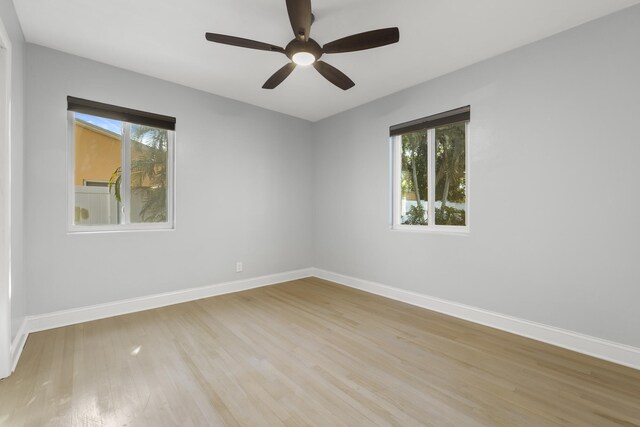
[205,0,399,90]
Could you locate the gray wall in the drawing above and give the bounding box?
[312,5,640,347]
[21,4,640,350]
[0,0,26,343]
[25,44,313,315]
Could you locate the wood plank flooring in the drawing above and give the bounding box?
[1,277,639,426]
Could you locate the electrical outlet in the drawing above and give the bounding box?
[236,262,243,273]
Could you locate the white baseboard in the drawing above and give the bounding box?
[311,268,640,371]
[26,268,314,334]
[14,267,639,373]
[10,318,28,373]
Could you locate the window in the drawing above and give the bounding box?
[390,106,469,232]
[67,97,175,231]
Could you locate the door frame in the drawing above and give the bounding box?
[0,13,13,379]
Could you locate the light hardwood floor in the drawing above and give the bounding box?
[1,278,639,426]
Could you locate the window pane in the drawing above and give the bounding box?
[129,124,169,223]
[73,113,123,225]
[435,122,466,226]
[400,130,429,225]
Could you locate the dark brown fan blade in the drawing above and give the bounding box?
[286,0,312,41]
[262,63,297,89]
[312,61,355,90]
[322,27,399,54]
[205,33,285,53]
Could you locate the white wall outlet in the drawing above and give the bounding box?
[236,262,243,273]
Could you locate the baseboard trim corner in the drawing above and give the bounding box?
[26,268,314,334]
[310,268,640,371]
[10,318,28,373]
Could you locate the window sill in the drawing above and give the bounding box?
[391,224,469,236]
[68,223,175,234]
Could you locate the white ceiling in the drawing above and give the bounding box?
[14,0,640,121]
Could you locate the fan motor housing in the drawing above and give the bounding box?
[285,38,322,62]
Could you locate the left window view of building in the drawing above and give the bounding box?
[68,97,175,231]
[73,113,123,225]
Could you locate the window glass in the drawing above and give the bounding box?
[73,113,123,225]
[400,130,429,225]
[435,123,466,226]
[130,124,169,223]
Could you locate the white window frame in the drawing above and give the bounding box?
[391,121,470,234]
[67,111,176,233]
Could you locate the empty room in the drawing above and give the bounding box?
[1,0,639,425]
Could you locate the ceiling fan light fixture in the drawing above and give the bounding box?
[205,0,400,90]
[292,51,316,66]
